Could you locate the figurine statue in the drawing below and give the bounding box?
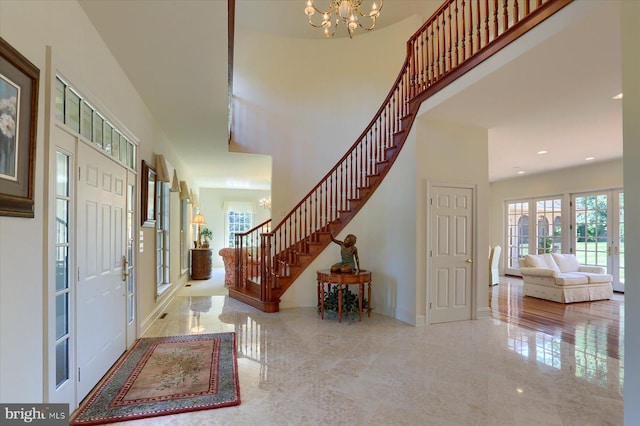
[330,233,360,273]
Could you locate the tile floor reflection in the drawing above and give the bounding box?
[117,272,623,425]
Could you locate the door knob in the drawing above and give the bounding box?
[466,259,474,264]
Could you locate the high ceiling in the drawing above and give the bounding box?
[78,0,622,188]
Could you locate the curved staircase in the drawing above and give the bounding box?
[229,0,573,312]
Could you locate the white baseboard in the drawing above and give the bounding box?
[476,306,491,319]
[138,284,181,337]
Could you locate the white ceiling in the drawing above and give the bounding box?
[78,0,622,188]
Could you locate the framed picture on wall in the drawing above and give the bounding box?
[141,160,156,227]
[0,37,39,217]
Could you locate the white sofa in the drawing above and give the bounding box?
[518,253,613,303]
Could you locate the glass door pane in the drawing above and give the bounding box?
[613,191,624,292]
[536,199,562,254]
[126,172,137,348]
[506,201,530,272]
[572,190,623,291]
[55,151,71,388]
[574,193,609,269]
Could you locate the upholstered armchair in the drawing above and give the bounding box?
[218,248,261,287]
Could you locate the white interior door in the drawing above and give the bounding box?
[429,186,474,324]
[77,143,127,400]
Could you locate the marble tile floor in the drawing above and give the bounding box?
[115,280,624,425]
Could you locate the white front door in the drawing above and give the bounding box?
[77,142,127,400]
[429,186,474,324]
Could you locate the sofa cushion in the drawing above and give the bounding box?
[555,273,589,286]
[520,267,558,277]
[552,253,581,273]
[524,254,560,273]
[579,265,607,274]
[574,273,613,284]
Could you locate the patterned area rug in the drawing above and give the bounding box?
[70,333,240,425]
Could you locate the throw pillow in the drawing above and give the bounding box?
[552,253,581,273]
[541,253,561,273]
[524,255,546,268]
[524,254,561,272]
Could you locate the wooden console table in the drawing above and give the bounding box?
[316,269,372,323]
[191,248,212,280]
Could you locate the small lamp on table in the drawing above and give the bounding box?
[192,213,206,248]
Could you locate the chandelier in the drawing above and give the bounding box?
[259,198,272,209]
[304,0,383,39]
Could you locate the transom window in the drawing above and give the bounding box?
[55,76,136,170]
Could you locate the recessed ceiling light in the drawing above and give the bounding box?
[585,157,595,161]
[517,170,526,174]
[538,150,548,155]
[613,93,623,100]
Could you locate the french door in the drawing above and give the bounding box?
[572,190,624,292]
[505,197,564,276]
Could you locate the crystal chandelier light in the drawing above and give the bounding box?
[259,198,272,209]
[304,0,383,39]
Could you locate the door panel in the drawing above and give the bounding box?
[77,143,127,400]
[429,186,473,323]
